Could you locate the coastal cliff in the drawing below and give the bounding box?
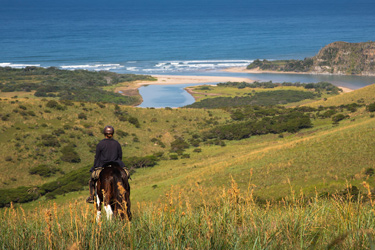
[247,41,375,76]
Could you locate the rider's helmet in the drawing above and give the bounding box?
[103,125,115,135]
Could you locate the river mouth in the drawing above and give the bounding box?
[137,83,209,108]
[136,72,375,108]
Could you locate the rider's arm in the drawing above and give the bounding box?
[118,142,123,160]
[93,142,102,168]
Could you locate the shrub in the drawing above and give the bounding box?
[332,114,347,124]
[18,105,27,110]
[117,129,129,137]
[0,186,40,207]
[181,154,190,159]
[170,137,190,154]
[169,154,179,160]
[78,113,87,120]
[133,137,140,142]
[46,100,65,110]
[60,146,81,163]
[39,165,90,197]
[123,155,159,169]
[367,102,375,112]
[40,134,60,147]
[52,128,65,136]
[29,164,61,177]
[128,116,140,128]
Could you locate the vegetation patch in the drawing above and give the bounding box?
[29,164,63,177]
[0,66,154,105]
[186,90,317,108]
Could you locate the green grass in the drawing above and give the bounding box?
[307,84,375,107]
[1,78,375,247]
[2,179,375,249]
[0,97,230,189]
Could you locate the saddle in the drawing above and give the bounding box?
[91,165,130,181]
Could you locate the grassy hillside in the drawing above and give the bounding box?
[306,83,375,107]
[0,96,229,190]
[2,69,375,248]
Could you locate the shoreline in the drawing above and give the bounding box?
[115,70,354,99]
[137,74,254,86]
[222,67,354,93]
[115,74,254,97]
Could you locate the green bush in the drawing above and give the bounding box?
[29,164,62,177]
[186,90,316,109]
[124,155,159,169]
[181,154,190,159]
[128,116,140,128]
[46,100,65,110]
[117,129,129,137]
[0,186,40,207]
[169,154,179,160]
[170,137,190,154]
[60,146,81,163]
[52,128,65,136]
[367,102,375,112]
[40,134,60,147]
[204,111,312,141]
[78,113,87,120]
[39,165,91,197]
[332,114,348,124]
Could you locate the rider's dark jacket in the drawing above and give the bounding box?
[90,138,125,172]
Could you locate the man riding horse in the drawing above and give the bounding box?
[86,125,127,203]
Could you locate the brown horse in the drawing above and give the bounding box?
[95,164,132,221]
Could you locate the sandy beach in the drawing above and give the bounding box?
[136,74,254,86]
[115,74,254,98]
[116,71,353,97]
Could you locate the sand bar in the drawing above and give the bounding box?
[136,74,254,86]
[115,74,254,98]
[116,72,353,97]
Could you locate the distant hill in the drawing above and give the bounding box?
[247,41,375,75]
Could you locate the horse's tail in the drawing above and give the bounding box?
[119,167,132,221]
[112,167,126,203]
[112,166,131,220]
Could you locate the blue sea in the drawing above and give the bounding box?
[1,0,375,106]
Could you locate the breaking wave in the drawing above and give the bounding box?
[0,60,252,73]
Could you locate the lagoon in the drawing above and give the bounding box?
[137,72,375,108]
[138,83,208,108]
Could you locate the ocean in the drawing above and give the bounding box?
[1,0,375,73]
[1,0,375,107]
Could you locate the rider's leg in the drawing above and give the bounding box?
[86,178,95,203]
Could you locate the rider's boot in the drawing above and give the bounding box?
[86,179,95,203]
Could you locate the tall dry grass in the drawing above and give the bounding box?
[1,177,375,249]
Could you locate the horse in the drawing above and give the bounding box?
[95,164,132,221]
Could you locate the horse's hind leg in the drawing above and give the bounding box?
[103,191,113,220]
[104,203,113,220]
[95,185,102,222]
[126,193,132,221]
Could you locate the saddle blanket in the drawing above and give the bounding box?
[91,166,130,181]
